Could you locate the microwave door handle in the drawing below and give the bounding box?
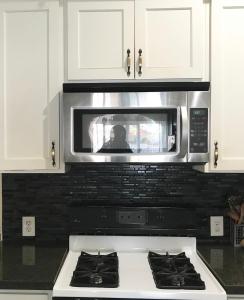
[179,106,188,159]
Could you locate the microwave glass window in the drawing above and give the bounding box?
[73,109,177,154]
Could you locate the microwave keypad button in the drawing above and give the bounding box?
[190,108,208,153]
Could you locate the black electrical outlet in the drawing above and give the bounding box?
[117,210,146,225]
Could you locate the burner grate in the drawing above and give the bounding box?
[148,251,205,290]
[70,251,119,288]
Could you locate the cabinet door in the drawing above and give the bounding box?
[67,0,134,80]
[0,294,48,300]
[210,0,244,172]
[0,1,61,171]
[135,0,205,79]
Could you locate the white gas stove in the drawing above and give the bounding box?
[53,235,226,300]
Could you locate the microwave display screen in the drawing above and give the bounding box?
[73,109,177,154]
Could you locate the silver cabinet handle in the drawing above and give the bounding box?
[214,141,219,168]
[127,49,131,76]
[51,141,56,167]
[138,49,142,76]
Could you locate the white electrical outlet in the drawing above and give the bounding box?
[22,216,35,237]
[210,216,224,236]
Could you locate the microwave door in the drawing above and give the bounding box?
[68,108,187,163]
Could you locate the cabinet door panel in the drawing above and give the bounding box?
[0,294,48,300]
[0,1,60,171]
[210,0,244,171]
[67,0,134,80]
[135,0,204,79]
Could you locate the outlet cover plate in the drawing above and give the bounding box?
[22,216,35,237]
[210,216,224,236]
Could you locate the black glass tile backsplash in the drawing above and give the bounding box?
[2,164,244,242]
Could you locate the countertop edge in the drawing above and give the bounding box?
[52,248,68,287]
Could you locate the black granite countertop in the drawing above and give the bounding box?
[0,241,67,290]
[1,240,244,293]
[198,243,244,295]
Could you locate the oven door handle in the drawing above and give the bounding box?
[179,105,188,160]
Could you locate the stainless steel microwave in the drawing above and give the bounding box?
[63,83,210,163]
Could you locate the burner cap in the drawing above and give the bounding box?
[171,275,185,287]
[90,273,103,285]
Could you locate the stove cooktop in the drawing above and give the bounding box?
[53,236,226,300]
[70,250,205,290]
[70,251,119,288]
[148,251,205,290]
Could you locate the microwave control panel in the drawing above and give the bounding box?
[189,108,208,153]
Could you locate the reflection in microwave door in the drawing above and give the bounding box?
[88,115,132,153]
[168,135,176,152]
[87,113,174,154]
[97,125,133,153]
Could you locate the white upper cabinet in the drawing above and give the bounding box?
[0,0,62,171]
[67,0,207,81]
[135,0,205,80]
[210,0,244,172]
[67,0,134,80]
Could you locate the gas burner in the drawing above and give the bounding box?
[149,251,187,259]
[79,251,118,258]
[148,251,192,271]
[148,251,205,290]
[76,251,118,272]
[153,273,205,290]
[70,251,119,288]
